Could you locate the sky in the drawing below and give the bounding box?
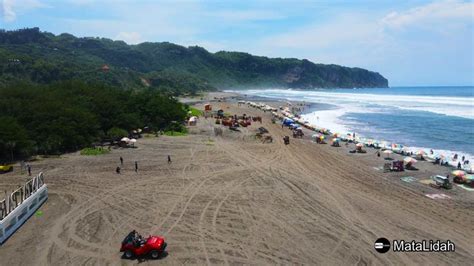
[0,0,473,86]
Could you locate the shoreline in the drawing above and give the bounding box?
[226,89,474,169]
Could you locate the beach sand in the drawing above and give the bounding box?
[0,92,473,265]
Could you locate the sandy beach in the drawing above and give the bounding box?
[0,92,473,265]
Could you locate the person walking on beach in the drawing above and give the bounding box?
[457,162,462,169]
[27,164,31,176]
[376,151,380,157]
[135,161,138,172]
[168,155,172,164]
[116,166,121,174]
[462,155,465,162]
[120,156,123,165]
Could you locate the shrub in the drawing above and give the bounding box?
[80,147,110,155]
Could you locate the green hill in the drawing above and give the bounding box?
[0,28,388,92]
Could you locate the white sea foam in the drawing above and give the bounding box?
[231,88,474,165]
[301,108,349,134]
[239,89,474,119]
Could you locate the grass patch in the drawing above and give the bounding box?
[80,147,110,156]
[188,107,203,117]
[164,130,188,136]
[202,138,214,145]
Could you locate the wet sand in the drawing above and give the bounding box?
[0,92,473,265]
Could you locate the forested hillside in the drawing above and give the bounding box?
[0,28,388,92]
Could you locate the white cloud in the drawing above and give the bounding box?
[260,14,382,50]
[115,31,142,44]
[251,0,473,85]
[382,0,474,29]
[1,0,16,22]
[1,0,47,22]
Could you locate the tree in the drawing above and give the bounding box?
[107,127,128,140]
[0,116,31,161]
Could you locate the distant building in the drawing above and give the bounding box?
[101,64,110,72]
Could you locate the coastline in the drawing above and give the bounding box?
[227,88,474,166]
[0,90,472,264]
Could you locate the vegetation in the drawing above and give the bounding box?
[0,28,389,161]
[0,80,187,161]
[80,147,110,156]
[187,107,203,117]
[164,128,188,136]
[0,28,388,90]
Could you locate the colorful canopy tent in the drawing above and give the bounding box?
[452,170,466,177]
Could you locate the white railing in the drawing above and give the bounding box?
[0,172,47,244]
[0,172,45,221]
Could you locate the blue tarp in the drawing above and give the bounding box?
[283,118,294,126]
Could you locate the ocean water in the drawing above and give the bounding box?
[231,86,474,160]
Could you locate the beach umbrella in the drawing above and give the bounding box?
[451,170,466,177]
[121,137,130,142]
[416,150,426,155]
[404,157,417,164]
[129,138,137,143]
[320,135,325,140]
[383,150,393,158]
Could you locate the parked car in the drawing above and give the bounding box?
[0,164,13,173]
